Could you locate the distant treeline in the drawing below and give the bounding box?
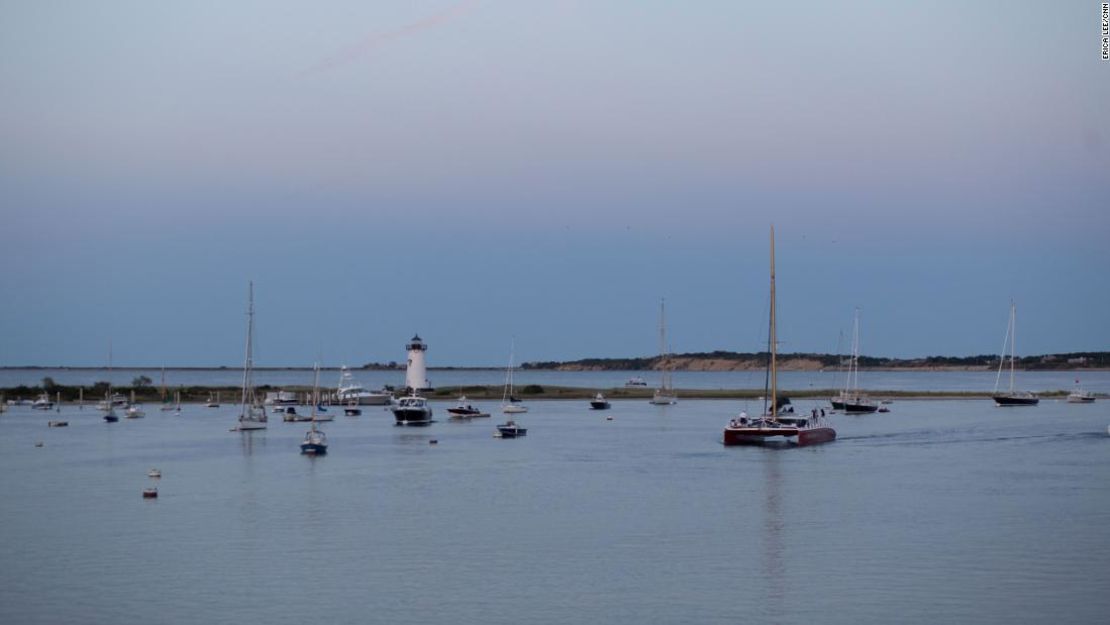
[521,351,1110,370]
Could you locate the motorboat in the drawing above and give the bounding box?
[590,393,611,410]
[1067,381,1095,403]
[625,377,648,387]
[391,394,433,426]
[125,404,146,418]
[97,394,129,410]
[31,393,55,410]
[335,366,392,405]
[263,390,299,406]
[447,396,489,419]
[496,419,528,438]
[281,406,311,422]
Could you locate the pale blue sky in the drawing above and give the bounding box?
[2,1,1107,366]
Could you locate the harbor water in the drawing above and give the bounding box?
[1,394,1108,624]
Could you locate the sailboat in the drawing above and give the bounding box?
[103,343,119,423]
[310,363,333,422]
[724,226,836,447]
[991,302,1039,406]
[829,308,878,414]
[159,366,175,411]
[125,389,146,418]
[234,281,268,430]
[301,364,328,454]
[501,339,528,414]
[649,299,678,405]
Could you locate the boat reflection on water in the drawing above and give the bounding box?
[759,452,786,616]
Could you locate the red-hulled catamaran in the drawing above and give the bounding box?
[723,227,836,447]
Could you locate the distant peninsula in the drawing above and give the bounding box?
[520,351,1110,372]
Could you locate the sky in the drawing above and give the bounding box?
[1,1,1108,367]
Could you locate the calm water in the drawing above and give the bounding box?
[4,367,1110,394]
[2,398,1108,624]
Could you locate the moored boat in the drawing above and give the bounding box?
[1067,380,1095,403]
[300,369,328,454]
[496,419,528,438]
[589,393,611,410]
[300,423,328,454]
[335,366,392,405]
[829,308,878,414]
[31,393,54,410]
[648,299,678,405]
[447,396,489,419]
[391,394,433,425]
[233,282,267,431]
[991,302,1039,407]
[500,340,529,414]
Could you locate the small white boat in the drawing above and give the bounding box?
[48,420,68,427]
[335,366,392,405]
[31,393,55,410]
[124,391,144,417]
[1067,380,1095,403]
[263,390,299,406]
[148,468,162,478]
[625,377,648,387]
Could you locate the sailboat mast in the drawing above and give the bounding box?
[1009,302,1016,393]
[659,298,668,391]
[851,308,861,395]
[240,281,254,414]
[770,226,777,421]
[503,338,515,403]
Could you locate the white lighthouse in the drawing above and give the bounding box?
[405,334,431,392]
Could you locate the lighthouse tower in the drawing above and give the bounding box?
[405,334,431,392]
